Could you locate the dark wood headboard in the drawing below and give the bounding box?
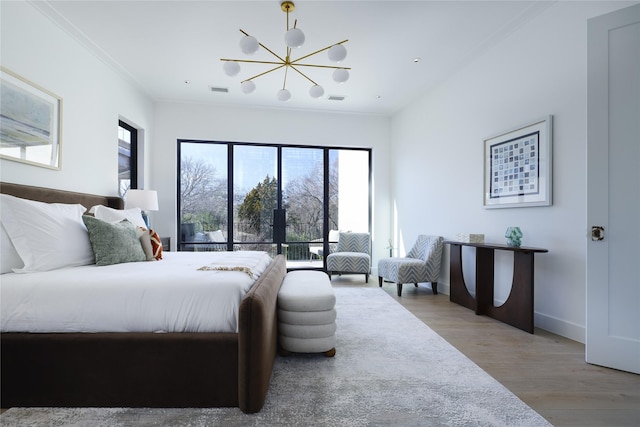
[0,182,124,210]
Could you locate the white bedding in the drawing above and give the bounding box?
[0,251,273,333]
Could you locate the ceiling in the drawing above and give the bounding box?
[34,1,554,116]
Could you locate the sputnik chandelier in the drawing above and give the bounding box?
[220,1,350,101]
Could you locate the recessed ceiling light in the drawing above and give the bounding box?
[413,57,421,63]
[184,80,191,84]
[209,86,229,93]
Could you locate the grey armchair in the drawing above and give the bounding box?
[378,235,443,296]
[326,232,371,282]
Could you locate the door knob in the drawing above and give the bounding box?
[591,226,604,241]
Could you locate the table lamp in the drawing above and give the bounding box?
[125,189,158,228]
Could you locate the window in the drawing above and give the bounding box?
[118,121,138,197]
[178,140,372,271]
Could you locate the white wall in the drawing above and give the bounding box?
[150,102,391,265]
[391,1,636,342]
[0,1,154,196]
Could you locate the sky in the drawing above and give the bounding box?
[181,141,330,193]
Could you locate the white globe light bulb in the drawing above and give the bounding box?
[239,35,259,54]
[241,80,256,94]
[277,89,291,101]
[332,68,350,83]
[328,44,347,62]
[284,28,305,48]
[309,85,324,98]
[222,61,240,77]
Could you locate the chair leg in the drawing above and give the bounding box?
[378,276,383,287]
[432,281,438,295]
[414,283,418,287]
[365,273,369,283]
[397,283,403,297]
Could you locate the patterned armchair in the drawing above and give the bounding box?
[378,235,444,297]
[326,232,371,282]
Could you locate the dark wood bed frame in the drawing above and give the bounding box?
[0,182,287,413]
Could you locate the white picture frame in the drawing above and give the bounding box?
[483,115,552,209]
[0,67,62,170]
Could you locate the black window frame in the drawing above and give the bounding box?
[118,120,138,195]
[176,139,372,262]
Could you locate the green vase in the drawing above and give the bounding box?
[505,227,522,247]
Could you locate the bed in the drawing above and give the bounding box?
[0,182,287,413]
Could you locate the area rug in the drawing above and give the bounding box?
[1,287,551,426]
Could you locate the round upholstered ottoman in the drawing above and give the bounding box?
[277,270,337,357]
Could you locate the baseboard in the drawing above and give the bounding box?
[436,282,450,296]
[435,282,584,344]
[533,311,585,344]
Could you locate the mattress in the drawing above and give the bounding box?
[0,251,272,333]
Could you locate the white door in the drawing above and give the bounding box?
[586,4,640,374]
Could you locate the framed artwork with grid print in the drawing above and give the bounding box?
[483,116,552,209]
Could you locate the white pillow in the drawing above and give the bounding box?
[0,194,94,273]
[92,205,147,229]
[207,230,225,242]
[1,223,24,273]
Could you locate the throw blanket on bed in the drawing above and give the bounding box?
[197,251,270,279]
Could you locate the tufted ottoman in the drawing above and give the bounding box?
[277,270,337,357]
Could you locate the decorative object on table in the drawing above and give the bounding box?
[505,227,523,247]
[0,67,62,170]
[455,233,485,244]
[220,1,350,102]
[483,115,553,209]
[125,189,158,228]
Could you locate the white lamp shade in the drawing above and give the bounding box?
[125,189,158,211]
[241,80,256,94]
[332,68,350,83]
[277,89,291,101]
[309,84,324,98]
[223,61,240,76]
[239,35,259,54]
[328,44,347,62]
[284,28,305,48]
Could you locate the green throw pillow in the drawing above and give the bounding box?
[82,216,147,266]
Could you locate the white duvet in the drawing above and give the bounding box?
[0,251,273,333]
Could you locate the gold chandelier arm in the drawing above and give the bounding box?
[242,64,286,83]
[282,66,289,90]
[286,19,298,61]
[291,63,351,70]
[288,65,318,86]
[221,59,284,66]
[290,39,348,64]
[239,29,287,63]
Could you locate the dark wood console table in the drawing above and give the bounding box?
[443,241,548,334]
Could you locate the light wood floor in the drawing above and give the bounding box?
[333,277,640,427]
